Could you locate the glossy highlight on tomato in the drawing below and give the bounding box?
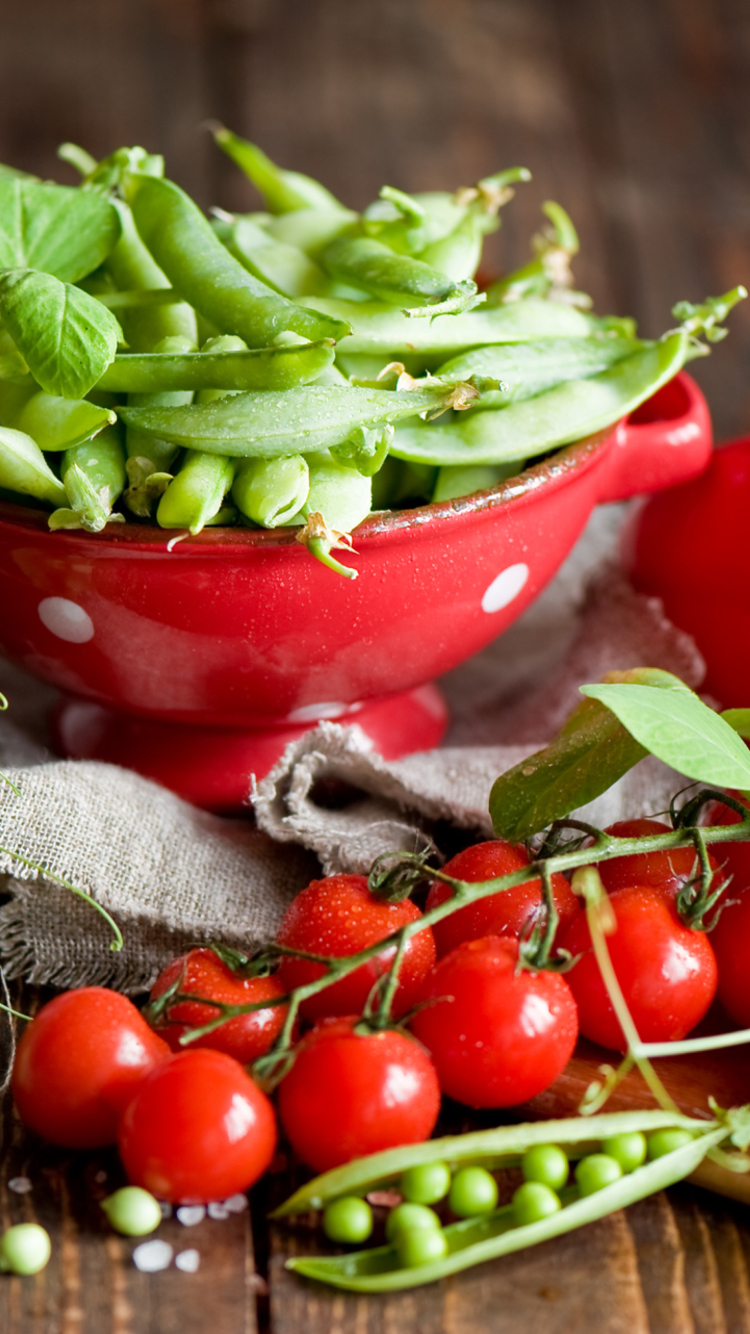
[560,885,717,1051]
[149,947,287,1064]
[118,1049,277,1203]
[12,987,170,1148]
[277,1017,440,1172]
[275,874,436,1021]
[409,935,578,1108]
[425,840,579,958]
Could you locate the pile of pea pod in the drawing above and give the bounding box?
[0,130,744,577]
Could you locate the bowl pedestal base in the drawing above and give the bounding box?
[50,684,448,813]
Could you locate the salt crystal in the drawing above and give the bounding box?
[175,1249,200,1273]
[222,1193,248,1214]
[176,1205,205,1227]
[207,1202,230,1220]
[133,1240,173,1273]
[8,1177,32,1194]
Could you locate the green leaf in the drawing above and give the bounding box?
[580,682,750,789]
[489,668,687,842]
[0,269,121,399]
[721,709,750,741]
[0,178,120,282]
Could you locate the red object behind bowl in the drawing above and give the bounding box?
[623,433,750,707]
[0,373,710,809]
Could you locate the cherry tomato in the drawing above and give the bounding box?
[148,948,287,1064]
[707,885,750,1026]
[560,885,717,1051]
[701,794,750,898]
[409,936,578,1108]
[598,820,719,899]
[118,1049,277,1203]
[12,987,170,1148]
[277,1017,440,1171]
[275,874,436,1021]
[425,840,578,958]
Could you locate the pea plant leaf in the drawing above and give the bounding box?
[489,668,692,843]
[0,178,120,283]
[0,269,121,399]
[722,709,750,741]
[580,683,750,790]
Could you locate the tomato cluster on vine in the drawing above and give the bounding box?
[11,805,750,1202]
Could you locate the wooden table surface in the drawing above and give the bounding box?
[1,0,750,1329]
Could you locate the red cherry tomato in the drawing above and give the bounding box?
[12,987,170,1148]
[599,819,719,899]
[425,840,579,958]
[119,1049,277,1203]
[276,874,436,1021]
[277,1017,440,1171]
[409,935,578,1108]
[149,948,287,1064]
[560,885,717,1052]
[701,794,750,897]
[707,886,750,1026]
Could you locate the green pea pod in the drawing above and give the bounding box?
[15,391,116,451]
[0,424,67,507]
[371,457,437,509]
[278,1111,731,1292]
[265,208,360,258]
[49,424,126,532]
[320,235,477,309]
[157,450,237,534]
[96,343,333,394]
[222,216,328,299]
[232,454,310,527]
[124,174,350,348]
[432,462,522,502]
[124,334,197,515]
[211,126,347,214]
[0,377,37,429]
[302,296,597,358]
[436,334,641,410]
[418,213,484,283]
[117,381,480,459]
[105,199,198,352]
[484,201,582,307]
[292,452,372,578]
[391,332,690,467]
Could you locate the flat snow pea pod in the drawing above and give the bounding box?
[15,392,115,451]
[104,200,197,351]
[117,382,478,458]
[223,216,328,299]
[212,126,347,214]
[418,214,484,283]
[301,296,596,358]
[320,235,475,309]
[157,450,237,534]
[98,335,333,395]
[281,1113,732,1292]
[124,174,351,349]
[435,334,641,410]
[390,332,690,467]
[265,208,360,258]
[0,424,67,506]
[232,454,310,527]
[49,424,127,532]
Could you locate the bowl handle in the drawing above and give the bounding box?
[597,371,712,504]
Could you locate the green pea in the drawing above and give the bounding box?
[101,1186,162,1237]
[400,1162,451,1205]
[396,1226,449,1269]
[602,1131,647,1174]
[0,1223,51,1275]
[322,1197,373,1245]
[647,1129,696,1161]
[448,1167,498,1218]
[384,1202,441,1243]
[521,1144,569,1191]
[575,1154,623,1197]
[511,1181,562,1227]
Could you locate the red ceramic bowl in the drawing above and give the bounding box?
[0,372,710,810]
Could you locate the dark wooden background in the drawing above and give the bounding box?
[2,1,750,1329]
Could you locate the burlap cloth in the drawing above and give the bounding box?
[0,504,704,995]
